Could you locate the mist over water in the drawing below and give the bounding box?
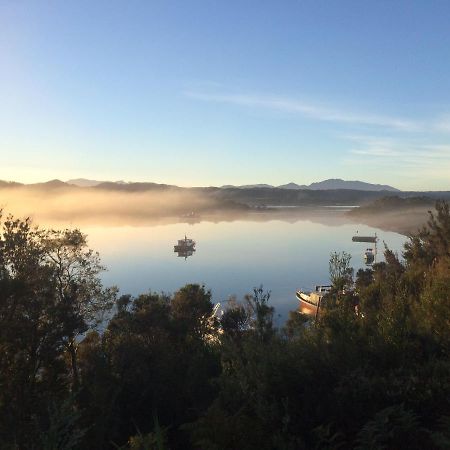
[0,186,229,225]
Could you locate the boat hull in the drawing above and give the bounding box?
[299,300,318,316]
[296,291,319,316]
[174,245,195,252]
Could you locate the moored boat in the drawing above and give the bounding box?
[174,235,196,252]
[296,285,331,317]
[352,233,378,264]
[364,248,375,264]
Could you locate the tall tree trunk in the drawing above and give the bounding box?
[67,339,79,391]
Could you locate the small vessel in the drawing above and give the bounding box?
[352,233,378,264]
[174,235,196,259]
[364,248,375,265]
[296,285,331,317]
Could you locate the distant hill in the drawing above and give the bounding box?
[31,179,70,189]
[220,184,274,189]
[93,181,177,192]
[0,180,23,188]
[67,178,127,187]
[307,179,399,192]
[277,182,308,190]
[67,178,104,187]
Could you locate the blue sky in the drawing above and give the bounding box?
[1,0,449,190]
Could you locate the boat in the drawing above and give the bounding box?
[352,233,378,264]
[174,235,196,257]
[174,235,196,251]
[175,248,195,259]
[364,248,375,264]
[296,285,331,317]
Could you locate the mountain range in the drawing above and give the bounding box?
[66,178,400,192]
[225,179,400,191]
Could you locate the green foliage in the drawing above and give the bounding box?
[220,297,251,338]
[354,404,426,450]
[114,414,168,450]
[329,251,353,290]
[40,398,86,450]
[430,416,450,449]
[244,285,274,341]
[171,283,218,340]
[284,310,309,339]
[0,212,114,447]
[404,200,450,265]
[76,285,221,449]
[312,424,346,450]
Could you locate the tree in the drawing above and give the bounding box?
[329,251,353,290]
[404,200,450,265]
[220,296,251,340]
[171,284,217,340]
[0,213,115,446]
[355,268,373,291]
[79,286,221,449]
[0,214,67,445]
[41,228,116,389]
[244,285,274,341]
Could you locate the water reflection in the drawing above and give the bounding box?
[175,249,195,259]
[174,235,196,259]
[81,209,406,322]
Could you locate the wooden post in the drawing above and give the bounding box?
[315,295,321,322]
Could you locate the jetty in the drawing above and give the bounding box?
[352,235,378,243]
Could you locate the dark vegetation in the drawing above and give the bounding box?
[0,202,449,449]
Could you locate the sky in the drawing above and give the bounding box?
[1,0,449,190]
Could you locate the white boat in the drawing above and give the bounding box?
[352,233,378,264]
[296,285,331,317]
[364,248,375,264]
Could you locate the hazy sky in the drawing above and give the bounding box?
[1,0,449,190]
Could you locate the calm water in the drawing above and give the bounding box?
[83,210,406,322]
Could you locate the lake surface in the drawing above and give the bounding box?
[83,209,406,322]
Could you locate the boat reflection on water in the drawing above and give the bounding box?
[174,235,196,260]
[180,211,201,225]
[175,249,195,259]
